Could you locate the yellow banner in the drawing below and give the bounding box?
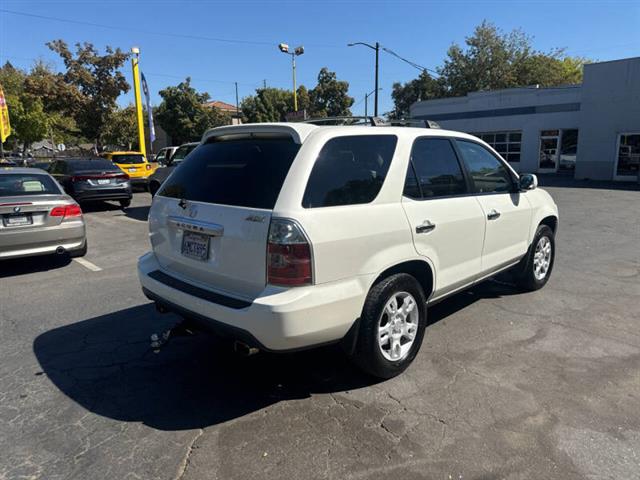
[0,86,11,143]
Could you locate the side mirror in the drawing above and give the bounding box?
[519,173,538,191]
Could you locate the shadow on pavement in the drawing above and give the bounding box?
[122,205,150,221]
[537,174,640,191]
[0,254,72,278]
[79,201,123,213]
[33,278,522,431]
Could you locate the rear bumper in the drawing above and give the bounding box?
[73,186,132,202]
[0,220,86,259]
[137,252,369,351]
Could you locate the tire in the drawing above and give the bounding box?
[515,224,555,291]
[119,199,131,209]
[349,273,427,379]
[68,239,88,258]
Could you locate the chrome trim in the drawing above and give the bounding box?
[167,216,224,236]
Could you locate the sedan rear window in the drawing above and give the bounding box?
[302,135,397,208]
[68,160,122,172]
[0,174,61,196]
[112,154,145,164]
[159,137,301,209]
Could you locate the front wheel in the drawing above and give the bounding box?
[349,273,427,379]
[515,224,555,291]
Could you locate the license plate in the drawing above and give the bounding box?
[4,215,32,226]
[128,168,137,173]
[97,178,110,185]
[181,231,210,261]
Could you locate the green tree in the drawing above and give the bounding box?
[240,87,293,122]
[309,68,354,117]
[389,71,444,119]
[47,40,130,148]
[102,105,138,149]
[0,62,49,151]
[155,77,229,144]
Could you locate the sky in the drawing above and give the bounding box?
[1,0,639,116]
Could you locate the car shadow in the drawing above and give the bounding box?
[0,254,72,278]
[122,205,150,221]
[33,278,522,431]
[80,201,122,213]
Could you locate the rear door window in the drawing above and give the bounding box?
[159,136,300,209]
[302,135,397,208]
[68,160,122,172]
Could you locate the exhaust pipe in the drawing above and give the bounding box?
[56,246,66,255]
[233,341,259,357]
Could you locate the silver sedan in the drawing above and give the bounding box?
[0,167,87,260]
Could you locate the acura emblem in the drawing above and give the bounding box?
[178,198,188,210]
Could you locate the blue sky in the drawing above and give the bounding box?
[1,0,638,115]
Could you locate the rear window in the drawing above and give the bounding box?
[68,159,121,172]
[159,136,301,209]
[112,154,145,164]
[171,144,198,164]
[302,135,397,208]
[0,173,61,196]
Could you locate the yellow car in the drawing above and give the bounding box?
[101,151,157,189]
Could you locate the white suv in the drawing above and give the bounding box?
[138,122,558,378]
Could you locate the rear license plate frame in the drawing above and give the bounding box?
[3,214,33,227]
[181,231,210,261]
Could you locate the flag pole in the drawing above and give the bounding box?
[131,47,146,158]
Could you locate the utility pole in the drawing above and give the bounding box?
[130,47,146,158]
[263,79,267,88]
[235,82,240,123]
[348,41,380,116]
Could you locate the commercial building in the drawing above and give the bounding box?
[410,57,640,181]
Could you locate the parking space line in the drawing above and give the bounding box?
[73,258,103,272]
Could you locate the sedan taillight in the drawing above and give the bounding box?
[50,204,82,218]
[267,219,313,286]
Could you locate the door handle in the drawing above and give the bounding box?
[487,209,501,220]
[416,220,436,234]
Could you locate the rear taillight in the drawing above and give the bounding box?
[116,173,130,180]
[267,219,313,286]
[50,204,82,218]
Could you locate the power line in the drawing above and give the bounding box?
[0,9,341,49]
[381,46,440,77]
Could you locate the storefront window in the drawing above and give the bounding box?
[471,131,522,163]
[617,134,640,177]
[559,129,579,172]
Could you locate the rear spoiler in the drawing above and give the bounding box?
[201,123,317,145]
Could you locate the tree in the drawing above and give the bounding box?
[0,62,49,151]
[389,72,444,119]
[102,105,138,149]
[47,40,130,148]
[155,78,229,144]
[241,87,295,123]
[309,68,354,117]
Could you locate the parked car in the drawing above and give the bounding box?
[49,158,132,209]
[0,159,18,167]
[138,122,558,378]
[0,167,87,259]
[148,142,199,196]
[154,146,179,166]
[100,151,156,189]
[31,161,52,171]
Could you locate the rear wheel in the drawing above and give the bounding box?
[119,199,131,209]
[349,273,427,379]
[515,224,555,291]
[149,182,160,197]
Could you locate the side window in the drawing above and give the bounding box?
[456,140,514,193]
[302,135,397,208]
[409,138,467,198]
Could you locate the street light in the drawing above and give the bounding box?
[348,41,380,116]
[364,88,382,118]
[279,43,305,111]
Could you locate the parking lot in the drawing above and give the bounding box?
[1,181,639,480]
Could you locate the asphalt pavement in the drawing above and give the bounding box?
[1,182,639,480]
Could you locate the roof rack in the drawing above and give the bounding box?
[302,116,387,126]
[388,119,441,129]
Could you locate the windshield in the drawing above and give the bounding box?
[111,154,145,164]
[159,137,300,209]
[171,144,198,164]
[0,173,61,196]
